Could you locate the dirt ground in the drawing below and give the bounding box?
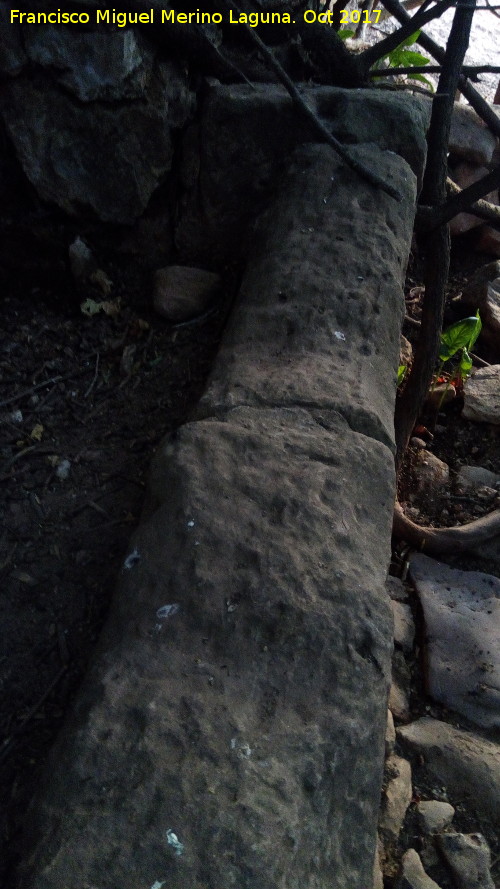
[1,233,500,885]
[0,263,230,884]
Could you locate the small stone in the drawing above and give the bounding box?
[379,754,413,842]
[449,104,498,167]
[416,800,455,834]
[409,553,500,729]
[438,833,495,889]
[153,265,221,323]
[463,366,500,425]
[386,709,396,757]
[390,649,412,723]
[392,600,415,654]
[457,465,500,490]
[397,718,500,829]
[412,451,450,495]
[395,849,443,889]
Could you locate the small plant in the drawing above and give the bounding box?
[373,30,433,89]
[398,311,482,407]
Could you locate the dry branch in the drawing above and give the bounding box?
[394,501,500,555]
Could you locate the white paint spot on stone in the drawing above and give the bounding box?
[123,549,140,570]
[187,519,195,527]
[334,330,346,341]
[151,882,166,889]
[156,603,180,621]
[166,828,184,857]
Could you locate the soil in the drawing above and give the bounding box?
[1,233,499,886]
[0,262,232,886]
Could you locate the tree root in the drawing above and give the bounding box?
[393,501,500,556]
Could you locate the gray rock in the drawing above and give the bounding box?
[398,718,500,828]
[153,266,221,322]
[438,833,495,889]
[379,755,413,843]
[11,99,423,889]
[412,451,450,495]
[0,3,27,75]
[463,366,500,425]
[409,553,500,729]
[195,142,417,451]
[14,407,395,889]
[416,800,455,834]
[1,63,194,224]
[449,103,498,167]
[395,849,443,889]
[24,27,153,102]
[177,83,426,266]
[390,650,412,722]
[456,263,500,358]
[392,600,415,653]
[456,465,500,490]
[386,709,396,756]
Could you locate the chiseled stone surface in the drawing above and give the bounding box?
[397,718,500,829]
[409,553,500,729]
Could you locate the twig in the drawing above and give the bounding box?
[222,0,403,201]
[419,165,500,230]
[0,368,91,409]
[394,0,477,467]
[84,353,100,399]
[371,64,500,76]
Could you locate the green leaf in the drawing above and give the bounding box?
[394,50,431,66]
[458,348,473,380]
[338,28,355,39]
[439,312,482,362]
[407,72,434,89]
[397,365,407,385]
[396,29,421,49]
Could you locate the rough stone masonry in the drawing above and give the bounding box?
[13,88,424,888]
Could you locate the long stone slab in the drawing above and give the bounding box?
[16,407,394,889]
[13,95,422,889]
[195,141,417,450]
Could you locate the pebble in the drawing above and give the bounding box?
[392,600,415,654]
[395,849,443,889]
[379,755,413,843]
[416,800,455,835]
[397,718,500,829]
